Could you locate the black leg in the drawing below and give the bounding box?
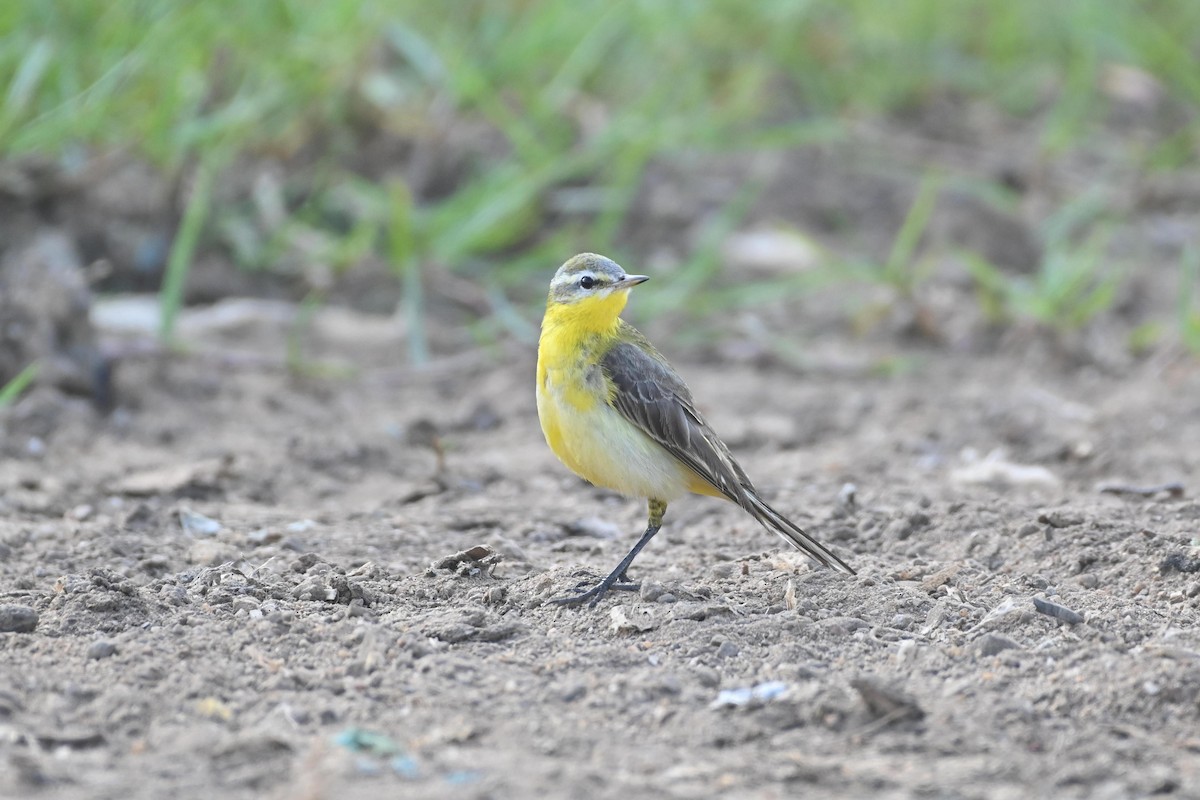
[552,499,667,608]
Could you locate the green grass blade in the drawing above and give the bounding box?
[387,180,428,366]
[885,173,940,293]
[0,361,39,408]
[160,152,219,345]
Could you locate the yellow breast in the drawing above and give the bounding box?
[536,313,690,502]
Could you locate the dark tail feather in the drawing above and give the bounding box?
[744,492,856,575]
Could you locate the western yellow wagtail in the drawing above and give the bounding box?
[537,253,855,607]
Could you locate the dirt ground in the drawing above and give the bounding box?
[3,130,1200,799]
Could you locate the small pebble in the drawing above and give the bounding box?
[852,676,925,722]
[1025,575,1049,590]
[281,705,311,726]
[837,483,858,511]
[814,616,870,634]
[1037,510,1083,529]
[905,508,932,529]
[670,602,709,621]
[693,666,721,688]
[140,554,171,573]
[608,607,655,635]
[1032,597,1085,625]
[231,596,261,613]
[188,540,234,566]
[974,633,1020,657]
[247,528,281,545]
[640,580,664,602]
[656,593,677,604]
[710,681,789,708]
[87,640,118,660]
[707,563,737,580]
[886,518,916,541]
[179,508,221,536]
[566,516,621,540]
[715,641,740,659]
[465,401,502,431]
[0,604,39,633]
[391,754,421,779]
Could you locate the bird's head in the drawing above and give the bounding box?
[544,253,649,327]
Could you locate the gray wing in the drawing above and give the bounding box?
[601,331,856,575]
[601,336,754,505]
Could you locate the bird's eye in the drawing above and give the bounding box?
[579,275,596,289]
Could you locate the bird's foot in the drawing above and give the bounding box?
[551,576,639,608]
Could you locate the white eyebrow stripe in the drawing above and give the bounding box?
[552,270,593,288]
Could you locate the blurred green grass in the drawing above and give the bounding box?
[0,360,38,408]
[2,0,1198,352]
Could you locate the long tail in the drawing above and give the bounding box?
[742,491,856,575]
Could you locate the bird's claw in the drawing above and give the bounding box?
[552,578,639,608]
[568,576,637,592]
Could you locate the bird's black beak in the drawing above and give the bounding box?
[622,275,650,286]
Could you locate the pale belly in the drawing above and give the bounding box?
[537,373,690,502]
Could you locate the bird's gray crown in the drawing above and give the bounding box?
[549,253,628,301]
